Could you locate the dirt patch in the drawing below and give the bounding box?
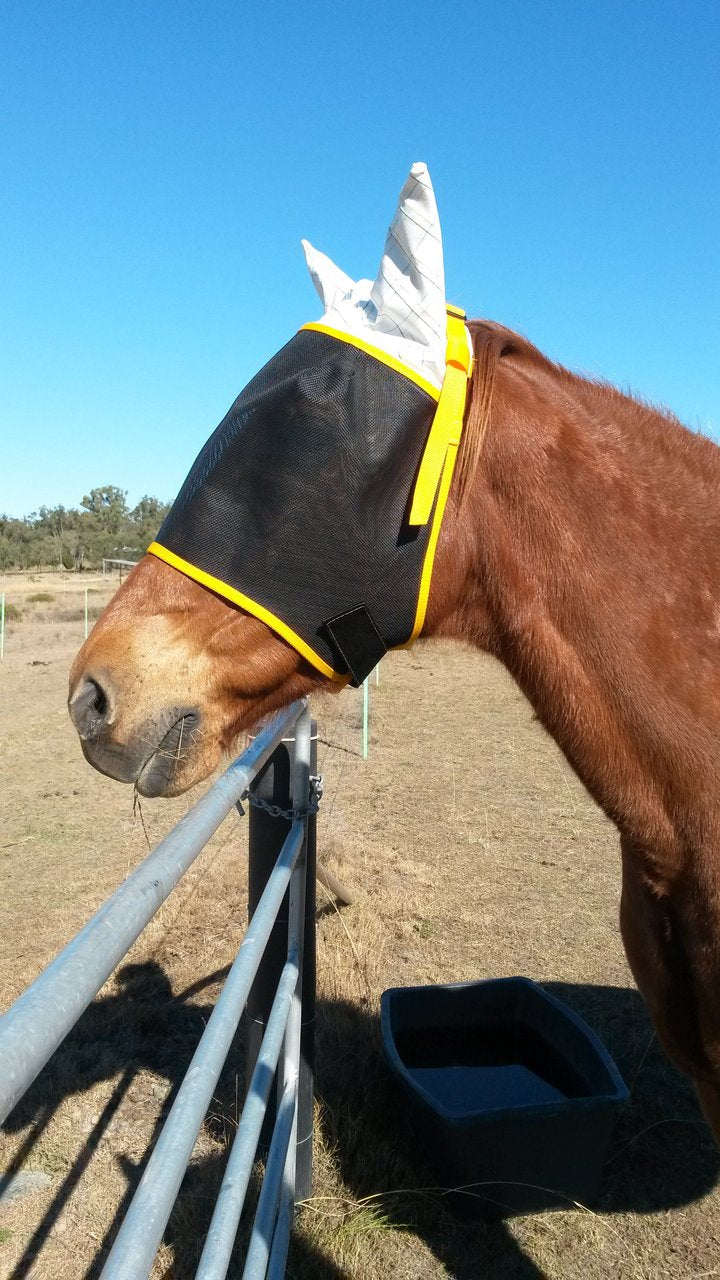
[1,600,718,1278]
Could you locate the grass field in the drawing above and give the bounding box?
[1,574,719,1278]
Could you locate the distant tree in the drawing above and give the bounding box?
[0,532,11,571]
[36,504,71,570]
[130,495,168,527]
[81,486,129,536]
[0,487,168,570]
[129,494,171,548]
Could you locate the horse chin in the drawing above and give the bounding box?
[135,750,213,798]
[76,707,219,799]
[135,713,216,798]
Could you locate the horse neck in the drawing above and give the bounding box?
[430,334,720,861]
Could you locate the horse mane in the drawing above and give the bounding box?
[453,320,552,509]
[454,318,718,513]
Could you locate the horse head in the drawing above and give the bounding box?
[68,164,473,795]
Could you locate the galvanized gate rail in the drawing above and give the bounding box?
[0,699,317,1278]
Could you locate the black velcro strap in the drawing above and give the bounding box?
[322,606,387,687]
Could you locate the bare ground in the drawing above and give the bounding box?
[1,582,719,1278]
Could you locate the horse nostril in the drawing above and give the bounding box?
[69,677,113,739]
[90,681,107,717]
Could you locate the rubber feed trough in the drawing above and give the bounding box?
[381,977,629,1218]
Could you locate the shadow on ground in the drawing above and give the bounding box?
[2,965,718,1278]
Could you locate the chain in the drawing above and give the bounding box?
[238,774,324,822]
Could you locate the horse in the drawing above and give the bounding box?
[68,314,720,1145]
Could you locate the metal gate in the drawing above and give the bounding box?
[0,699,317,1278]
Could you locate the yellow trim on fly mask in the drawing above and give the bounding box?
[146,541,350,683]
[300,322,442,402]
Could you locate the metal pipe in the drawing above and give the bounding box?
[266,1176,294,1280]
[296,721,317,1201]
[0,701,305,1127]
[100,822,304,1280]
[241,1081,295,1280]
[193,952,299,1280]
[269,976,301,1280]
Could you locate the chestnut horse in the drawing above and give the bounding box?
[69,320,720,1142]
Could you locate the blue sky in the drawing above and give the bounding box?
[2,1,718,517]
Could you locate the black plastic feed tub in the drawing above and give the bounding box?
[381,977,628,1218]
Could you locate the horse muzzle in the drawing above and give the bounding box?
[69,673,202,796]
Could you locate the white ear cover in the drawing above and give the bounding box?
[301,162,449,390]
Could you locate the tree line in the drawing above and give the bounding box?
[0,486,171,571]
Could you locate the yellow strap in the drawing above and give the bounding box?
[408,310,472,527]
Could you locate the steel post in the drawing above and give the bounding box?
[244,713,315,1197]
[245,739,292,1148]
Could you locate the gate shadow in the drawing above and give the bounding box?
[2,967,718,1278]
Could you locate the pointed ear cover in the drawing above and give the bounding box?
[301,162,450,390]
[301,239,356,311]
[369,163,446,352]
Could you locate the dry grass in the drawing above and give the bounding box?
[0,574,116,645]
[1,583,719,1278]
